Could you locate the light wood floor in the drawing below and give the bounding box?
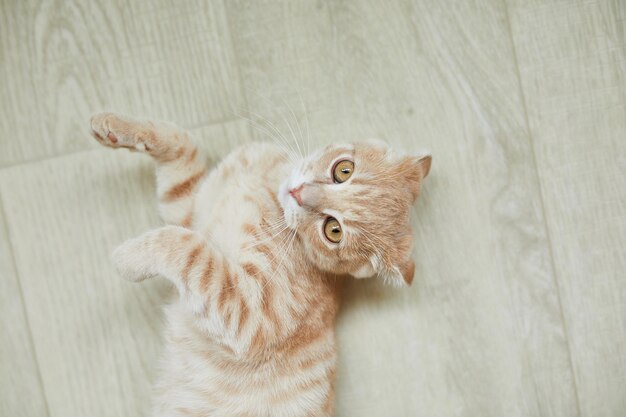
[1,1,625,416]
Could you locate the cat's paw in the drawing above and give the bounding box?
[111,237,157,282]
[90,112,149,152]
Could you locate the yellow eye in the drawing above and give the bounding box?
[332,159,354,183]
[323,217,343,243]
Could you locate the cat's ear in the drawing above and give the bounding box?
[401,153,432,202]
[352,255,415,286]
[351,260,377,279]
[416,153,432,178]
[378,260,415,286]
[397,259,416,285]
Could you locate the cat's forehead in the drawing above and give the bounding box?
[312,141,391,168]
[310,144,353,168]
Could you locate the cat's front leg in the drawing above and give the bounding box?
[90,113,207,227]
[112,226,264,345]
[112,226,209,291]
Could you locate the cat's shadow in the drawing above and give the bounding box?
[339,275,420,315]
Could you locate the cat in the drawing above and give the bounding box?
[89,112,431,417]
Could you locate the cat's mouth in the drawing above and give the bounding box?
[278,180,303,230]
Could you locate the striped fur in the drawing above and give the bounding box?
[90,113,430,416]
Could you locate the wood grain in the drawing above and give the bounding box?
[0,192,49,417]
[0,151,167,417]
[0,119,251,417]
[0,0,243,166]
[1,0,624,416]
[190,118,254,162]
[508,0,626,415]
[228,1,578,416]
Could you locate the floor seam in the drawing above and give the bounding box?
[0,116,240,171]
[502,2,583,416]
[0,190,52,417]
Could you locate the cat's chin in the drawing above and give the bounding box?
[282,200,303,230]
[277,181,301,230]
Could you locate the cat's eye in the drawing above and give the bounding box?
[332,160,354,183]
[323,217,343,243]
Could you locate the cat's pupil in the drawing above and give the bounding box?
[332,228,339,233]
[342,168,350,173]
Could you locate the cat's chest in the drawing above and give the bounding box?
[192,143,289,255]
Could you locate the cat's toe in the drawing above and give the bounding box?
[90,112,119,147]
[90,112,138,150]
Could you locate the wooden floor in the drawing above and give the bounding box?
[1,1,625,416]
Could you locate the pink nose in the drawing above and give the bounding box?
[289,185,304,206]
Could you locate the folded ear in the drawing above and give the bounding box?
[378,259,415,286]
[399,153,432,202]
[351,259,377,279]
[399,259,415,285]
[351,255,415,286]
[417,153,432,178]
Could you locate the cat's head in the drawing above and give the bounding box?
[278,140,431,285]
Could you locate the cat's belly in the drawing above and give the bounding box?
[192,142,290,255]
[156,143,336,416]
[152,304,336,417]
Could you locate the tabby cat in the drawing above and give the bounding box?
[89,112,431,417]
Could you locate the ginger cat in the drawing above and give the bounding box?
[89,112,431,417]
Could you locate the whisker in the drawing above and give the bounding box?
[221,229,295,293]
[296,91,312,156]
[244,224,289,250]
[237,105,300,161]
[244,88,304,159]
[261,226,298,292]
[244,227,297,293]
[231,109,299,163]
[279,95,305,159]
[262,221,288,234]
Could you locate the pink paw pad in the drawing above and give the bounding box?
[107,132,118,143]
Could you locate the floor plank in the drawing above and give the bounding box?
[0,0,243,167]
[228,1,578,416]
[0,151,166,417]
[0,193,49,417]
[0,119,251,417]
[508,0,626,415]
[1,0,624,415]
